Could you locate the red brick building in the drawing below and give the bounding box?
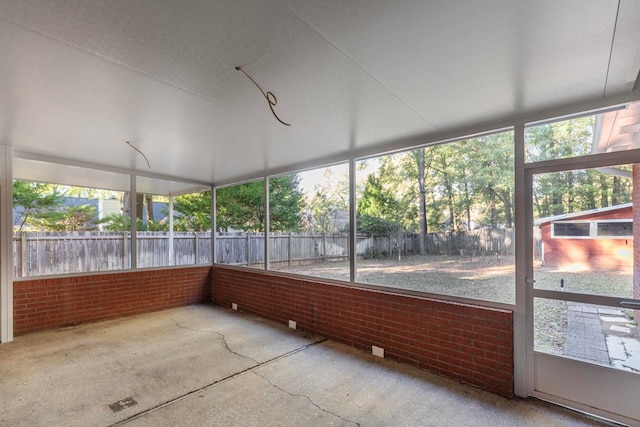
[536,203,633,270]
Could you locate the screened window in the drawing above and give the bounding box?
[268,164,350,280]
[597,221,632,237]
[551,221,633,238]
[525,102,640,162]
[355,130,515,304]
[136,176,211,268]
[215,180,265,269]
[12,159,130,277]
[552,222,590,237]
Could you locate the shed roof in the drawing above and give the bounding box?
[534,203,632,226]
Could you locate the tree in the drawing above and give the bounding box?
[216,175,303,232]
[28,204,99,231]
[12,181,64,232]
[357,175,400,234]
[357,174,411,260]
[269,175,304,232]
[302,168,349,233]
[173,191,212,231]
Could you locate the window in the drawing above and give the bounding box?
[12,159,130,277]
[136,176,211,268]
[215,180,265,269]
[525,102,640,162]
[551,220,633,239]
[268,164,350,280]
[355,130,515,304]
[597,221,632,237]
[552,222,590,237]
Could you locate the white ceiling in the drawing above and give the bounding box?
[1,0,640,188]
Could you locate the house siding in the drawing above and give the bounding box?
[540,206,633,269]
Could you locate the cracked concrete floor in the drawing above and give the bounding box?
[0,305,609,426]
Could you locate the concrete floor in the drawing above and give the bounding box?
[0,304,613,427]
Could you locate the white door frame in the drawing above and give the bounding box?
[0,145,13,343]
[524,147,640,425]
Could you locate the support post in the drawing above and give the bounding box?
[21,232,26,277]
[1,145,13,342]
[169,195,174,265]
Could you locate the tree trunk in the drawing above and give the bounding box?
[599,173,609,207]
[613,176,621,205]
[145,194,154,222]
[501,189,513,228]
[136,194,144,222]
[121,193,131,217]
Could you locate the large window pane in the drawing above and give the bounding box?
[525,101,640,162]
[12,159,130,277]
[268,164,350,280]
[355,131,515,304]
[215,180,265,269]
[534,298,640,373]
[136,177,211,268]
[533,166,633,298]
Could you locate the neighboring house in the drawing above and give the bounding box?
[535,203,633,270]
[13,197,169,231]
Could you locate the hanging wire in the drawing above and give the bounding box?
[235,66,291,126]
[125,141,151,169]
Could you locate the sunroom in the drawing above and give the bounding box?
[1,1,640,425]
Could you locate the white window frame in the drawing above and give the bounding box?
[551,219,633,239]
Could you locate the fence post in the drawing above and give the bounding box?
[288,233,292,266]
[194,233,199,264]
[246,233,251,266]
[322,232,326,261]
[21,232,27,277]
[123,233,128,269]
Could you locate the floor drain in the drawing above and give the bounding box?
[109,397,138,412]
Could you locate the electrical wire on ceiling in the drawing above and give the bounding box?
[125,141,151,169]
[235,66,291,126]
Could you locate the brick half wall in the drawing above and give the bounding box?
[212,266,513,397]
[14,266,211,336]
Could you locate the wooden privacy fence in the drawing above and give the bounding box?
[425,228,515,256]
[13,228,518,276]
[13,232,212,277]
[216,232,352,267]
[216,228,516,266]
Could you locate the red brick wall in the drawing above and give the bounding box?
[13,266,211,336]
[212,266,513,397]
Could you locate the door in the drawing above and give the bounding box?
[527,158,640,425]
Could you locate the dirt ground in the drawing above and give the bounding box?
[276,255,634,354]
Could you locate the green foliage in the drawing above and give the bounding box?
[13,181,65,232]
[302,168,349,233]
[217,175,303,232]
[526,117,632,218]
[357,131,516,235]
[354,115,629,237]
[269,175,304,232]
[173,191,212,231]
[145,220,169,231]
[363,246,382,259]
[357,174,405,235]
[101,214,171,232]
[101,214,136,231]
[28,204,99,231]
